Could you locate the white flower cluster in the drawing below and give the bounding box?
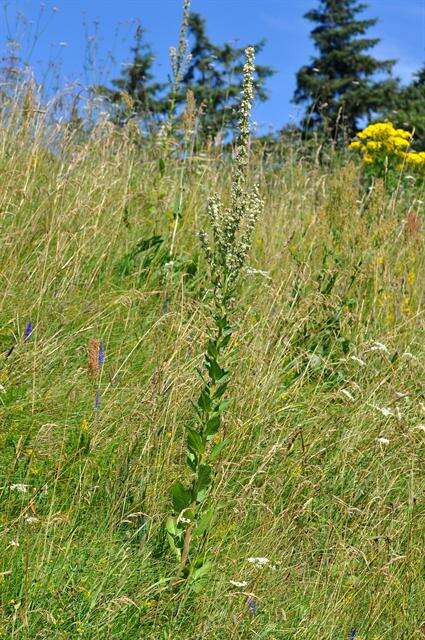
[169,0,192,89]
[200,47,263,304]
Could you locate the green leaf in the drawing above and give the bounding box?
[158,157,166,176]
[193,507,215,538]
[187,427,204,456]
[170,481,192,513]
[206,339,218,358]
[213,378,229,399]
[205,413,220,437]
[219,333,231,349]
[210,439,228,462]
[218,399,231,413]
[197,464,212,492]
[186,452,197,472]
[207,359,226,382]
[197,388,211,413]
[165,516,178,537]
[189,560,212,593]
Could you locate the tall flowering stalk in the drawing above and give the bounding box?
[166,47,263,590]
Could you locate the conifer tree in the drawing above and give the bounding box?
[388,64,425,150]
[178,12,274,138]
[293,0,397,138]
[94,25,167,125]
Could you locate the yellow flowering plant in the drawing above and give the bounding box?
[348,121,425,187]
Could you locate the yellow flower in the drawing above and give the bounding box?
[348,140,362,150]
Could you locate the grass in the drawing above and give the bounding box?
[0,95,424,639]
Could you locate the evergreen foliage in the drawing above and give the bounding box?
[293,0,398,138]
[388,64,425,150]
[93,25,167,125]
[178,12,274,137]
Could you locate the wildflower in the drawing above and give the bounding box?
[98,341,105,367]
[199,46,263,304]
[247,557,269,567]
[23,321,33,341]
[375,406,393,417]
[94,390,101,410]
[376,436,390,445]
[349,629,357,640]
[350,355,366,366]
[8,540,19,547]
[349,121,425,171]
[246,596,257,616]
[369,341,389,354]
[10,484,28,493]
[229,580,248,588]
[25,516,39,524]
[308,354,321,369]
[88,339,100,377]
[402,351,416,360]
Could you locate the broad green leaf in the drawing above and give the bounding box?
[206,339,218,358]
[189,560,212,592]
[197,464,212,492]
[193,507,214,538]
[210,439,228,462]
[186,452,197,472]
[170,481,192,513]
[165,516,178,537]
[207,359,226,382]
[205,413,220,436]
[197,388,211,413]
[187,427,204,456]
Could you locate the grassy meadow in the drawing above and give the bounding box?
[0,92,424,639]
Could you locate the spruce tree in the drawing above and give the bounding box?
[94,25,167,126]
[177,12,274,138]
[293,0,397,138]
[388,64,425,150]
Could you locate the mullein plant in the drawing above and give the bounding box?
[166,47,263,590]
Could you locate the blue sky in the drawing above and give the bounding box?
[1,0,424,131]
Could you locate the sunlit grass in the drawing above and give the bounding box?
[0,89,424,639]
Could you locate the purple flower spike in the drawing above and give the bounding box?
[98,341,105,367]
[24,321,33,341]
[246,596,257,617]
[349,629,357,640]
[94,390,101,410]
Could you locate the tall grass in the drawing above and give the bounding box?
[0,72,424,639]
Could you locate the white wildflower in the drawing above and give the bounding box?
[350,355,366,366]
[376,437,390,445]
[8,540,19,547]
[229,580,248,588]
[414,424,425,432]
[308,354,321,369]
[25,516,39,525]
[244,266,271,280]
[369,341,390,354]
[375,406,394,417]
[247,557,269,567]
[10,484,28,493]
